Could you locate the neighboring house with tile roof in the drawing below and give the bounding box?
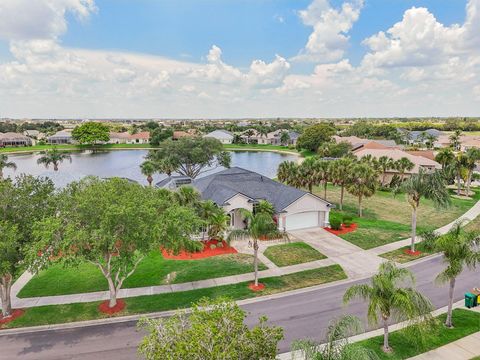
[354,148,441,183]
[109,131,150,144]
[0,132,32,147]
[203,130,234,144]
[157,167,333,231]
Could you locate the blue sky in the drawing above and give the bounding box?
[0,0,478,118]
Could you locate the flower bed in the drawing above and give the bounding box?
[0,309,24,326]
[162,240,237,260]
[324,223,358,235]
[98,299,126,315]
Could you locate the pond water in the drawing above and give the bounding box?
[3,150,298,187]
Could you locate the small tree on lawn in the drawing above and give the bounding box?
[330,157,354,211]
[0,175,55,317]
[344,262,433,353]
[32,177,203,309]
[138,297,284,360]
[397,170,450,253]
[346,163,377,217]
[423,223,480,328]
[227,205,287,287]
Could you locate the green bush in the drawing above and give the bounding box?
[330,218,342,231]
[342,215,353,228]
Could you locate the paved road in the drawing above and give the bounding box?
[1,256,478,360]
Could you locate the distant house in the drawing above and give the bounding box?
[47,131,73,145]
[109,131,150,144]
[0,132,32,147]
[334,136,400,152]
[399,128,443,144]
[263,130,299,146]
[23,130,44,139]
[157,167,333,231]
[172,130,195,140]
[354,148,441,182]
[203,130,234,144]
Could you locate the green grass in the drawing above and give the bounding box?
[380,242,436,263]
[5,265,347,329]
[318,185,480,250]
[18,252,267,298]
[263,242,326,267]
[355,309,480,359]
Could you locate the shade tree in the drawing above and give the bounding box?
[71,121,110,146]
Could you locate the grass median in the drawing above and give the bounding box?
[355,309,480,359]
[5,265,347,329]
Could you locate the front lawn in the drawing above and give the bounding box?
[355,309,480,359]
[18,252,267,298]
[318,185,480,250]
[263,242,326,267]
[5,265,347,329]
[380,242,436,263]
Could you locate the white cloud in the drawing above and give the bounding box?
[247,55,290,88]
[294,0,364,63]
[0,0,96,41]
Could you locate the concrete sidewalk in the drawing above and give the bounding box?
[409,332,480,360]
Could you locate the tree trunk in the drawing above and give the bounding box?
[54,163,59,171]
[253,239,259,286]
[410,206,417,252]
[323,182,327,200]
[340,185,344,210]
[358,195,363,217]
[382,172,386,186]
[0,274,13,318]
[308,183,312,194]
[445,277,456,328]
[0,169,3,179]
[457,171,462,195]
[382,317,390,352]
[106,276,118,308]
[147,175,153,186]
[467,171,472,197]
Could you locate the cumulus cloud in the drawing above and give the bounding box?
[294,0,364,63]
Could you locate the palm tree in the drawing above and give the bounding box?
[277,161,298,186]
[0,154,17,179]
[280,131,290,146]
[344,262,433,353]
[435,148,454,170]
[298,158,319,193]
[463,148,480,196]
[330,158,354,210]
[346,163,377,217]
[255,200,275,216]
[398,170,450,253]
[243,129,255,144]
[377,156,395,186]
[424,223,480,328]
[316,160,331,200]
[449,129,462,151]
[140,160,156,186]
[395,157,414,181]
[291,315,379,360]
[36,147,72,171]
[425,134,437,149]
[207,209,230,240]
[452,152,467,195]
[227,208,286,287]
[174,186,201,206]
[198,200,219,240]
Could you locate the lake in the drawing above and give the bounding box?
[2,150,298,187]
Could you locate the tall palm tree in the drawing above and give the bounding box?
[449,129,462,151]
[0,154,17,179]
[291,315,379,360]
[395,157,414,181]
[424,223,480,328]
[198,200,219,240]
[452,152,467,195]
[435,148,454,170]
[425,134,437,149]
[344,262,433,353]
[316,160,331,200]
[330,157,354,211]
[463,148,480,196]
[346,163,377,217]
[243,129,255,144]
[140,160,156,186]
[377,156,395,186]
[277,161,298,186]
[227,208,286,287]
[298,157,319,193]
[36,147,72,171]
[280,131,290,146]
[398,170,450,252]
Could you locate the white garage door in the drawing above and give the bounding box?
[285,211,319,231]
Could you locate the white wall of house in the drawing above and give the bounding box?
[279,193,330,231]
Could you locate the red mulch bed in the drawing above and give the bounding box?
[324,223,358,235]
[0,309,25,326]
[248,283,265,292]
[404,249,422,256]
[98,299,126,315]
[162,240,237,260]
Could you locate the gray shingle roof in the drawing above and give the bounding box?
[192,167,330,212]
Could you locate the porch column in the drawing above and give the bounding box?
[324,211,330,227]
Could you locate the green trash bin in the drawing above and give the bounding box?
[465,293,476,308]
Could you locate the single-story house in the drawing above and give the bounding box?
[173,130,196,140]
[0,132,32,147]
[264,130,300,146]
[399,129,443,144]
[157,167,333,231]
[109,131,150,144]
[203,130,234,144]
[23,130,45,139]
[47,131,74,144]
[354,148,441,182]
[334,136,400,152]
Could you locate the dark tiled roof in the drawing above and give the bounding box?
[192,167,329,211]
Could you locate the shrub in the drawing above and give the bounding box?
[330,218,342,231]
[342,215,353,228]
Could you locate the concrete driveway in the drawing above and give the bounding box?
[289,227,385,279]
